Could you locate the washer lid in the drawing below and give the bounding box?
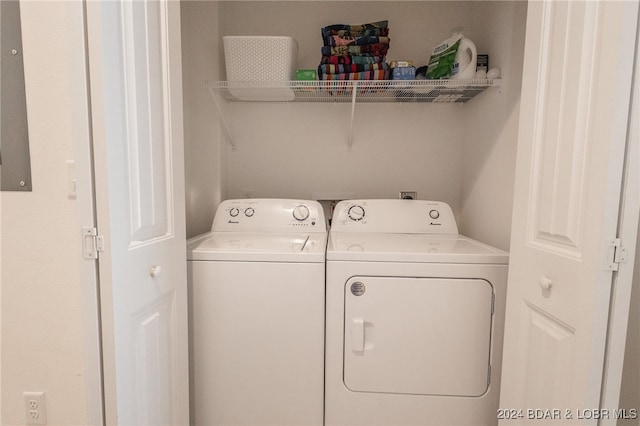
[327,232,508,264]
[187,232,327,262]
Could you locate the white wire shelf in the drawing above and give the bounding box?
[206,79,502,150]
[206,79,502,103]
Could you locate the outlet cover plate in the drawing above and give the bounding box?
[399,191,417,200]
[23,391,46,425]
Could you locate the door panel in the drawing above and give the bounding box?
[86,0,188,424]
[518,302,575,410]
[121,0,171,243]
[529,1,596,258]
[133,292,176,425]
[344,276,494,397]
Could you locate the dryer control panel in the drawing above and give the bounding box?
[331,199,458,234]
[211,198,326,233]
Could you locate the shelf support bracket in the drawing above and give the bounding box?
[347,83,357,150]
[208,86,237,151]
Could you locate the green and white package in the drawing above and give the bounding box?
[426,33,462,79]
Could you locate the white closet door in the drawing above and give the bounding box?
[500,1,639,424]
[85,1,188,424]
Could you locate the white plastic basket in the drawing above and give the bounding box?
[223,36,298,101]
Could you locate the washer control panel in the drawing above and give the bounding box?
[212,199,326,232]
[332,200,458,234]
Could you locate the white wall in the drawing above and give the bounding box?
[459,1,527,250]
[182,1,226,238]
[1,2,90,425]
[224,102,464,207]
[182,1,527,249]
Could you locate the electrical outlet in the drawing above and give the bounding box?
[23,391,46,425]
[399,191,417,200]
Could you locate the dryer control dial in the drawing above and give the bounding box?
[429,209,440,220]
[292,204,310,221]
[348,205,366,221]
[229,207,240,217]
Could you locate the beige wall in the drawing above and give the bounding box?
[1,2,90,425]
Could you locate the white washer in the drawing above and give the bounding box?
[325,199,509,426]
[188,199,326,426]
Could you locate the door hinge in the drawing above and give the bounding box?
[82,227,104,259]
[605,238,627,271]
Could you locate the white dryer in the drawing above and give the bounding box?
[187,199,326,426]
[325,199,509,426]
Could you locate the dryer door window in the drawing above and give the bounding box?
[343,276,493,397]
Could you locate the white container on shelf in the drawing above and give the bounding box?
[223,36,298,101]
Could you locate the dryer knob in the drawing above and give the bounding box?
[292,205,310,221]
[229,208,240,217]
[348,205,366,221]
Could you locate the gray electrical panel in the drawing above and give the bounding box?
[1,0,32,191]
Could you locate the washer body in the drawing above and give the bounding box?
[325,200,509,426]
[188,199,326,426]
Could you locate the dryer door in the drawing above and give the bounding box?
[344,276,493,397]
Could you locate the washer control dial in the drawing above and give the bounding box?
[229,207,240,217]
[429,209,440,220]
[292,204,310,221]
[348,205,366,221]
[244,207,255,217]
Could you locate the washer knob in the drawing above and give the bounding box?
[429,209,440,219]
[292,205,310,221]
[229,208,240,217]
[348,205,366,221]
[245,207,255,217]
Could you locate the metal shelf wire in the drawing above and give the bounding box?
[207,79,501,103]
[206,79,502,150]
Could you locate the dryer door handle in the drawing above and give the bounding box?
[352,318,365,352]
